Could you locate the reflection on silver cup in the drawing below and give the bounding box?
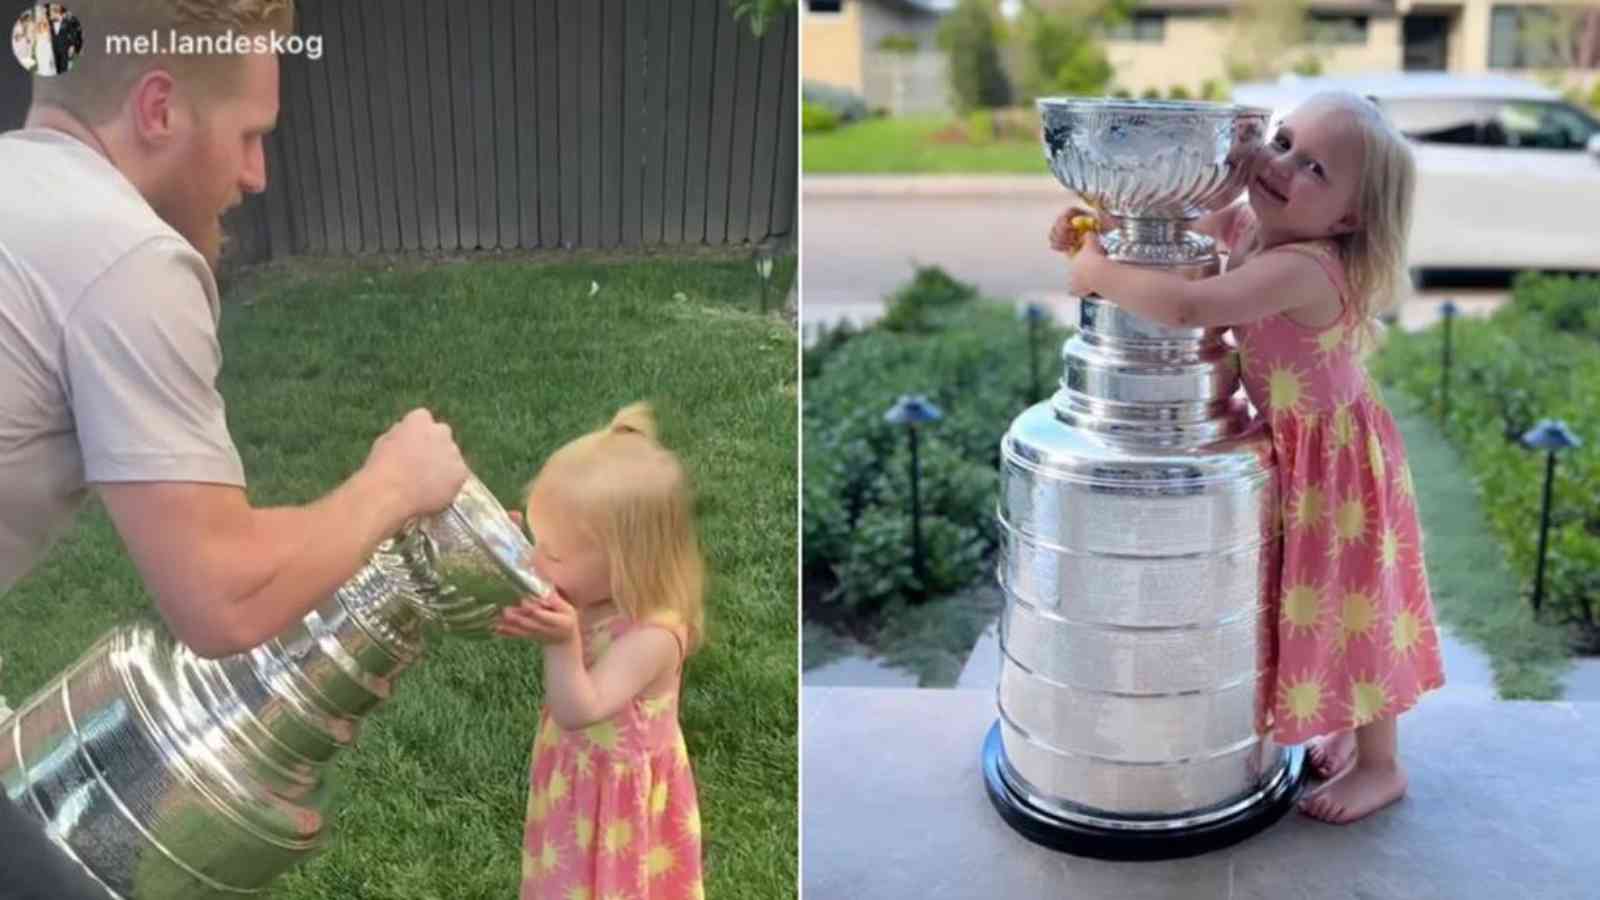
[0,474,547,898]
[982,99,1307,860]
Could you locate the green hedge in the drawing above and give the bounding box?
[1373,273,1600,635]
[803,268,1070,616]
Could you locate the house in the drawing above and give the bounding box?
[1103,0,1599,95]
[802,0,953,96]
[802,0,1599,105]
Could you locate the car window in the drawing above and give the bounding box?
[1490,101,1599,150]
[1377,97,1600,150]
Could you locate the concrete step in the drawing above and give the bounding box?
[803,686,1600,900]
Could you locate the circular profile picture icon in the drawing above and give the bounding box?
[11,4,83,77]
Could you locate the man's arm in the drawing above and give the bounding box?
[98,409,467,658]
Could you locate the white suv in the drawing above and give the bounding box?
[1231,73,1600,277]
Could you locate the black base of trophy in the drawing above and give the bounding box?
[981,722,1307,862]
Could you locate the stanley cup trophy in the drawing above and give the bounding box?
[0,473,549,898]
[980,99,1309,860]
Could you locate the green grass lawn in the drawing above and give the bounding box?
[804,115,1044,174]
[0,253,798,899]
[1386,390,1572,699]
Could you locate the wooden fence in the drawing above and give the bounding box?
[2,0,798,265]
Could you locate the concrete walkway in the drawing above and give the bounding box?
[803,686,1600,900]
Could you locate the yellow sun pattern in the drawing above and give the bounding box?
[585,721,619,751]
[547,768,571,806]
[1287,484,1326,535]
[1397,461,1416,503]
[1367,431,1388,480]
[1281,582,1323,638]
[575,814,595,850]
[650,781,670,817]
[682,804,702,840]
[640,694,674,720]
[1325,402,1357,460]
[1348,675,1392,728]
[1280,672,1326,728]
[1390,609,1424,661]
[602,820,634,856]
[1337,588,1380,648]
[1311,323,1346,365]
[645,845,676,880]
[566,887,591,900]
[1378,527,1403,572]
[1265,364,1307,418]
[1327,491,1369,560]
[541,839,561,874]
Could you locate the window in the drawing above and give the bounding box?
[1105,13,1165,43]
[1381,97,1600,151]
[1489,4,1600,69]
[1486,100,1600,150]
[808,0,844,13]
[1309,14,1368,45]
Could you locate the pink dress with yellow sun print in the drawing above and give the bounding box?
[521,614,703,900]
[1225,208,1446,745]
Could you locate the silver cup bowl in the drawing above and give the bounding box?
[1038,98,1268,266]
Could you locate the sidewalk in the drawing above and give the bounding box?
[803,686,1600,900]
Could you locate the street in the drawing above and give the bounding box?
[800,176,1508,342]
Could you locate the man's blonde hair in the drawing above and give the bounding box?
[29,0,295,125]
[525,403,708,654]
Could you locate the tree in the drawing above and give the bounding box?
[1013,1,1131,101]
[1224,0,1318,83]
[1516,4,1600,69]
[938,0,1012,114]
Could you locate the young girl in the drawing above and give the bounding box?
[494,402,706,899]
[1051,91,1446,825]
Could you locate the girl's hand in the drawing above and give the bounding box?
[1067,230,1107,297]
[1050,207,1102,255]
[494,589,579,646]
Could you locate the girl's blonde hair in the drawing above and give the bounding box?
[1307,91,1417,354]
[526,403,706,653]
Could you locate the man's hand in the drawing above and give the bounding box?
[363,409,469,517]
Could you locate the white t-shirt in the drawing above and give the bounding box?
[0,127,245,594]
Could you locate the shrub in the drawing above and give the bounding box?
[804,270,1072,615]
[878,265,979,334]
[1014,4,1115,101]
[1200,79,1226,101]
[802,81,870,125]
[938,0,1012,113]
[877,33,920,54]
[1589,80,1600,112]
[802,102,840,133]
[965,109,995,146]
[1168,85,1192,100]
[1511,272,1600,340]
[1373,279,1600,635]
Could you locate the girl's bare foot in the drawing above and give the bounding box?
[1305,730,1357,780]
[1298,762,1407,824]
